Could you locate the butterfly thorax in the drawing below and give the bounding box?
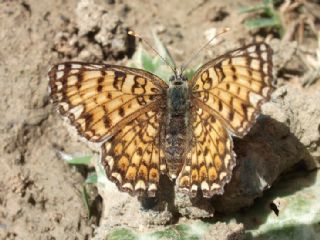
[165,75,191,179]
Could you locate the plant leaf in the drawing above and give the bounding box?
[244,17,280,29]
[85,173,98,184]
[66,156,92,165]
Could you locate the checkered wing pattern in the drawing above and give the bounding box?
[49,62,168,196]
[178,43,274,197]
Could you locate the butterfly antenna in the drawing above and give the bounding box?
[180,27,230,74]
[128,30,177,76]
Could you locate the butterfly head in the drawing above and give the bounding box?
[169,74,188,86]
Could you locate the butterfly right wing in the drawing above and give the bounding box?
[178,43,273,198]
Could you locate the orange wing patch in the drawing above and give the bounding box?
[101,110,166,197]
[48,62,168,142]
[178,107,235,198]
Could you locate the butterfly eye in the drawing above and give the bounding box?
[169,76,175,82]
[182,75,188,81]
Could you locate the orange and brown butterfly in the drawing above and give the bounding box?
[48,40,274,198]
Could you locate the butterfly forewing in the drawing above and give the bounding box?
[190,43,273,137]
[48,62,168,142]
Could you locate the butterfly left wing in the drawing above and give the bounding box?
[48,62,168,196]
[178,43,274,197]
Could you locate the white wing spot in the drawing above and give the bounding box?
[106,142,112,152]
[106,156,114,170]
[210,183,220,191]
[148,183,157,192]
[262,87,270,97]
[219,172,227,180]
[170,173,177,179]
[111,172,122,183]
[160,164,166,171]
[90,64,103,69]
[58,65,65,71]
[69,104,84,119]
[261,52,268,61]
[122,182,133,191]
[260,44,267,51]
[248,45,256,53]
[224,155,231,167]
[55,81,63,91]
[135,180,146,191]
[184,166,191,172]
[71,64,82,69]
[249,92,263,107]
[191,184,198,192]
[59,102,69,111]
[56,71,64,79]
[201,181,210,191]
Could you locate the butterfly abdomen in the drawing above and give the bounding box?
[165,81,191,179]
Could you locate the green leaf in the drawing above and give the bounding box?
[239,4,267,14]
[81,185,91,218]
[66,155,92,165]
[106,228,138,240]
[127,31,198,84]
[227,170,320,240]
[244,17,280,29]
[183,68,196,81]
[85,173,98,184]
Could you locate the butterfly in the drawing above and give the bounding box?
[48,42,273,198]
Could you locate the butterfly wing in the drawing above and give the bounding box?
[48,62,168,196]
[190,43,273,136]
[179,43,274,197]
[179,106,234,198]
[101,109,166,197]
[48,62,168,142]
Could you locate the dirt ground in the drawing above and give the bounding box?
[1,0,320,239]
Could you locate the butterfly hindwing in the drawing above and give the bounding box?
[190,43,273,137]
[178,106,235,198]
[48,62,168,142]
[101,109,166,197]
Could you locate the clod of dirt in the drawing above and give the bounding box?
[213,85,319,212]
[95,172,245,238]
[208,7,229,22]
[76,0,133,60]
[203,222,245,240]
